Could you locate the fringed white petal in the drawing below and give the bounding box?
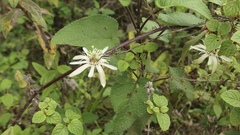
[194,54,209,64]
[96,65,106,87]
[101,63,118,70]
[88,65,95,77]
[69,64,90,77]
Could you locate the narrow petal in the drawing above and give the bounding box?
[102,46,109,54]
[96,65,106,87]
[211,56,218,73]
[69,64,90,77]
[220,56,232,62]
[72,55,88,60]
[194,54,209,64]
[83,47,89,55]
[190,44,206,53]
[207,56,213,65]
[101,63,118,70]
[88,65,95,77]
[69,61,88,65]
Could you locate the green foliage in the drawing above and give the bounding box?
[51,15,119,50]
[221,90,240,107]
[118,0,131,6]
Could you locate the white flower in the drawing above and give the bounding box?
[189,44,232,73]
[69,46,117,87]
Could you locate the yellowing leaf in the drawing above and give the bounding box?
[15,70,27,88]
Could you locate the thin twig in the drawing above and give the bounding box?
[125,7,138,31]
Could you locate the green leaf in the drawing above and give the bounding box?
[119,0,131,6]
[118,60,129,72]
[208,0,224,6]
[156,112,170,131]
[32,111,46,123]
[1,79,12,90]
[0,113,12,126]
[52,123,69,135]
[130,43,144,53]
[110,77,148,134]
[144,42,159,52]
[223,1,240,17]
[204,34,221,51]
[48,98,58,110]
[145,54,159,73]
[40,70,59,85]
[46,112,62,124]
[230,108,240,126]
[160,106,169,113]
[44,108,55,116]
[32,62,48,76]
[218,22,231,35]
[8,0,20,8]
[213,103,222,119]
[2,126,14,135]
[223,130,240,135]
[1,93,14,108]
[51,15,119,50]
[158,12,204,26]
[155,0,212,19]
[169,67,195,100]
[65,109,81,120]
[152,94,168,107]
[82,112,99,124]
[218,40,236,57]
[15,70,27,88]
[125,52,135,61]
[221,90,240,107]
[206,19,219,32]
[67,119,83,135]
[231,30,240,44]
[57,65,71,74]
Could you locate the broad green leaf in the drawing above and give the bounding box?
[119,0,131,6]
[213,103,222,119]
[0,113,12,126]
[218,22,231,35]
[67,119,83,135]
[231,30,240,43]
[230,108,240,126]
[82,112,99,124]
[8,0,20,8]
[169,67,195,100]
[38,102,48,109]
[156,113,170,131]
[118,60,129,72]
[40,70,59,85]
[15,70,27,88]
[218,40,236,57]
[57,65,71,74]
[1,93,13,108]
[221,90,240,107]
[51,15,119,50]
[110,77,148,134]
[152,94,168,107]
[130,43,144,53]
[204,34,221,51]
[32,111,46,123]
[32,62,48,76]
[1,79,12,90]
[208,0,224,6]
[46,112,62,124]
[155,0,212,19]
[1,9,23,38]
[44,108,55,116]
[52,123,69,135]
[65,109,81,120]
[160,106,169,113]
[206,19,219,32]
[48,98,58,110]
[125,52,135,61]
[158,12,204,26]
[223,1,240,17]
[2,126,14,135]
[144,42,159,52]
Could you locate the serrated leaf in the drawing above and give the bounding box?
[155,0,212,19]
[52,123,69,135]
[51,15,119,50]
[32,62,48,76]
[119,0,131,6]
[32,111,46,123]
[231,30,240,43]
[1,93,13,108]
[213,103,222,119]
[144,42,159,52]
[110,77,148,134]
[206,19,219,32]
[230,108,240,126]
[152,94,168,107]
[67,119,83,135]
[8,0,20,8]
[204,34,221,51]
[1,9,23,38]
[118,60,129,72]
[46,112,62,124]
[169,67,195,100]
[44,108,55,116]
[159,12,204,26]
[223,1,240,17]
[156,112,170,131]
[48,99,58,110]
[130,42,144,53]
[218,40,236,57]
[218,22,231,35]
[221,90,240,107]
[65,109,81,120]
